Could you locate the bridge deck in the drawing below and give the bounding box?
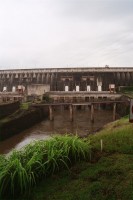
[32,100,127,107]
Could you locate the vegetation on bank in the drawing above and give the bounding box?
[1,116,133,200]
[26,116,133,200]
[0,135,90,199]
[42,94,53,103]
[120,86,133,98]
[20,102,31,110]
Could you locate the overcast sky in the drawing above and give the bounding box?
[0,0,133,69]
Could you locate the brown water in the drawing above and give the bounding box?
[0,108,116,154]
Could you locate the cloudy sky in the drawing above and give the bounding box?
[0,0,133,69]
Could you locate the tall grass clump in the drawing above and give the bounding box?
[0,135,90,198]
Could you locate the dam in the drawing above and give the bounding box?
[0,67,133,93]
[0,66,132,103]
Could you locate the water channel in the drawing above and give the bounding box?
[0,107,117,154]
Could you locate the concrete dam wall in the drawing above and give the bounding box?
[0,67,133,94]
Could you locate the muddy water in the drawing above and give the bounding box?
[0,108,116,154]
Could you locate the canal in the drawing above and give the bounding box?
[0,107,117,154]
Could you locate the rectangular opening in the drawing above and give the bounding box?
[76,86,79,92]
[12,86,16,92]
[3,86,7,92]
[87,85,91,91]
[65,85,69,92]
[98,85,102,91]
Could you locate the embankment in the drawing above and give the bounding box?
[0,107,49,141]
[0,101,20,119]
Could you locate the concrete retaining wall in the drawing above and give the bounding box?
[0,107,49,141]
[0,101,20,119]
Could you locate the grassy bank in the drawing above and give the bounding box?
[25,116,133,200]
[1,116,133,199]
[0,135,90,199]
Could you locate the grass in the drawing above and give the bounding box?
[0,135,90,199]
[120,86,133,98]
[1,116,133,199]
[120,86,133,92]
[20,102,31,110]
[27,154,133,200]
[90,116,133,154]
[21,116,133,200]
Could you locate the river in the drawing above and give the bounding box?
[0,107,117,154]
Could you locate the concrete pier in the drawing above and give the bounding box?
[49,105,54,121]
[69,104,73,121]
[91,104,94,123]
[113,103,116,121]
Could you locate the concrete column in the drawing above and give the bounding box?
[42,73,45,83]
[113,103,116,121]
[91,104,94,123]
[46,73,49,84]
[10,74,14,85]
[33,73,36,78]
[50,73,54,91]
[69,104,73,121]
[19,74,23,84]
[49,105,54,121]
[37,74,40,83]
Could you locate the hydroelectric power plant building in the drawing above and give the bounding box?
[0,67,133,91]
[0,67,133,102]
